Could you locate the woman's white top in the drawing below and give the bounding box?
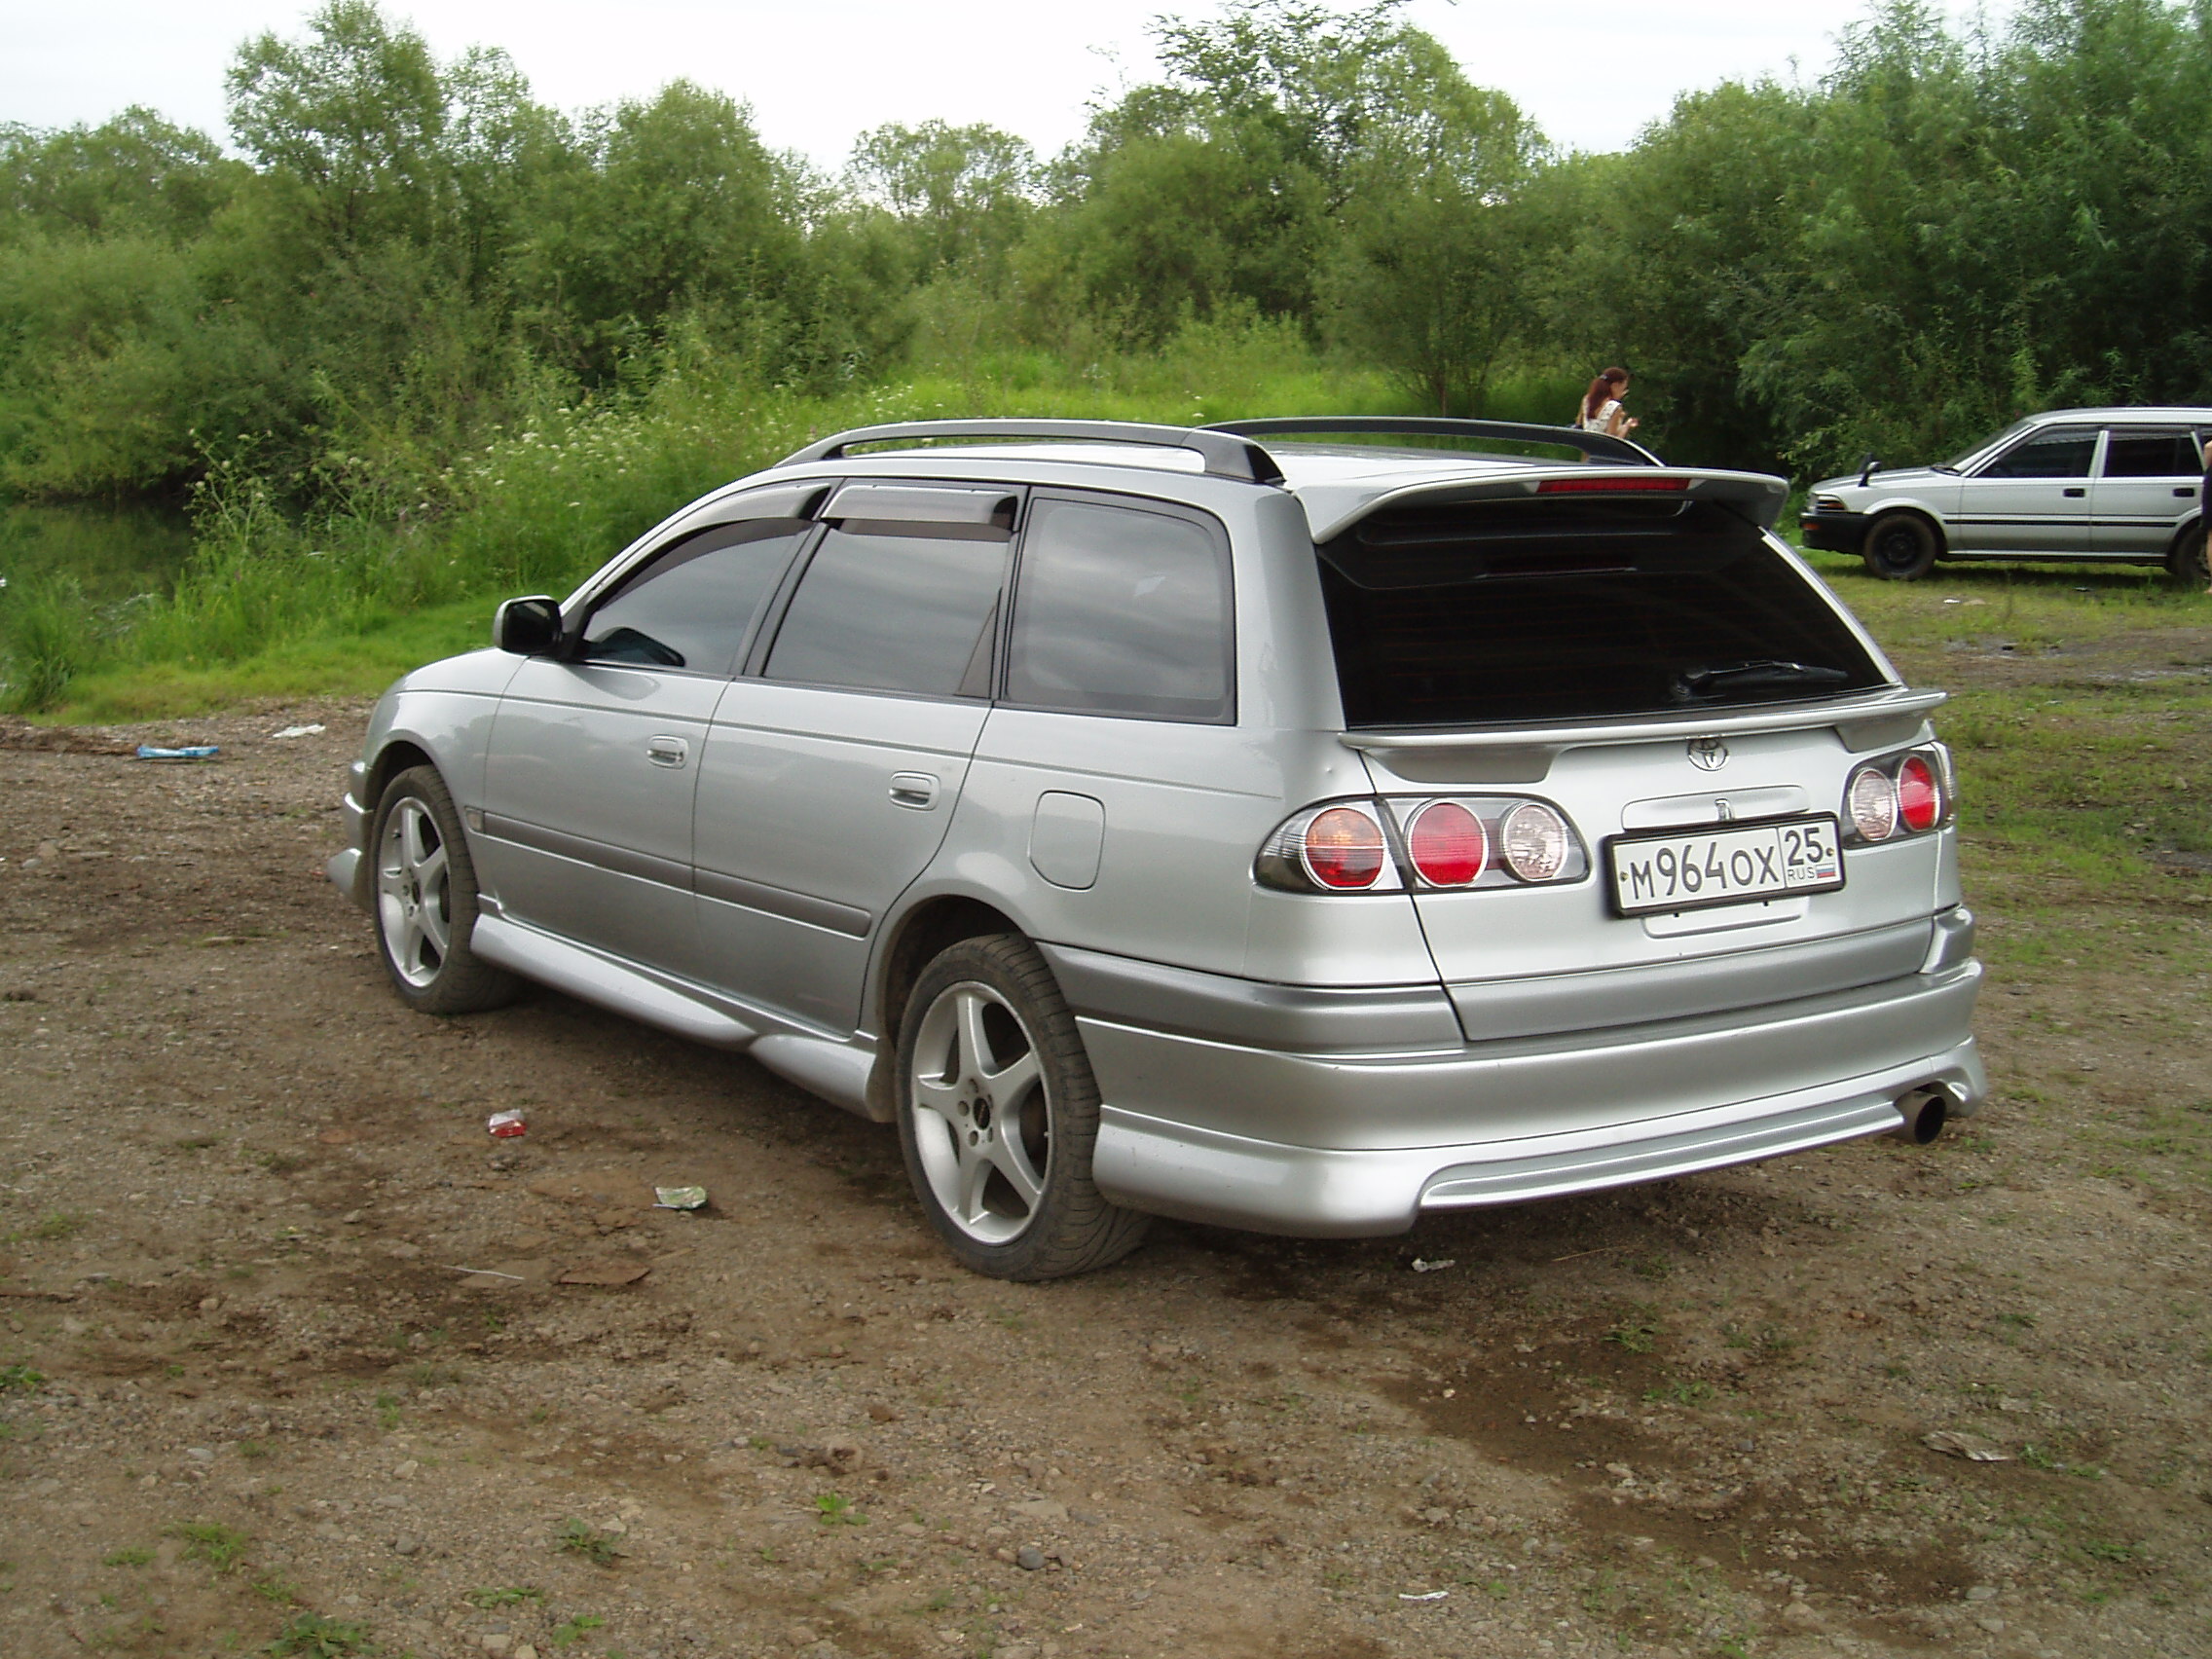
[1578,399,1622,434]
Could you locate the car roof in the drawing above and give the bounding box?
[746,440,1787,541]
[2022,406,2212,424]
[748,420,1788,542]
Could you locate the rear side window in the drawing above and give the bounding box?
[581,520,810,675]
[765,524,1009,698]
[1005,496,1234,722]
[1980,429,2097,478]
[1318,498,1887,727]
[2103,429,2199,478]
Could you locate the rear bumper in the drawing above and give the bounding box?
[1800,509,1872,554]
[1057,944,1983,1236]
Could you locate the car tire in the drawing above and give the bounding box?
[895,934,1150,1281]
[370,765,520,1014]
[1861,512,1940,580]
[2167,522,2208,585]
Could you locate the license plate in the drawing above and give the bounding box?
[1606,816,1842,916]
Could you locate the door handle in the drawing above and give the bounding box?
[889,772,940,810]
[2178,487,2197,498]
[2062,487,2085,498]
[645,736,689,769]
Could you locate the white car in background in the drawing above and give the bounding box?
[1800,407,2209,582]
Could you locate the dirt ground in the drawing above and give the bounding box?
[1,635,2207,1659]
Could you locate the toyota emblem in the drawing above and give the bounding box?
[1686,736,1729,772]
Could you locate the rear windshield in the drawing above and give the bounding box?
[1318,497,1888,728]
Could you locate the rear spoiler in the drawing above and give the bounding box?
[1342,687,1946,775]
[1297,468,1792,544]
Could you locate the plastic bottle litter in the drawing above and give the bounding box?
[487,1109,528,1138]
[135,745,219,761]
[653,1186,708,1210]
[271,723,326,739]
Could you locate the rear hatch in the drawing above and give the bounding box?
[1308,474,1950,1031]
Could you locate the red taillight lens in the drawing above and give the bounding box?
[1897,756,1941,831]
[1407,801,1488,886]
[1301,806,1387,890]
[1847,765,1899,841]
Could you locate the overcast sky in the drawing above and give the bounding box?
[6,0,1992,167]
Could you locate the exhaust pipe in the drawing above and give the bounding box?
[1893,1087,1951,1146]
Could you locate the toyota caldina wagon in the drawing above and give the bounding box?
[329,418,1985,1279]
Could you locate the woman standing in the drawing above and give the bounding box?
[2201,434,2211,592]
[1578,367,1639,438]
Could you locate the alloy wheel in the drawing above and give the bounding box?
[376,796,452,988]
[906,980,1051,1244]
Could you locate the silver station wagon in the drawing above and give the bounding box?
[329,417,1985,1279]
[1801,405,2210,581]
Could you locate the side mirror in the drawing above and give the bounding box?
[1858,453,1882,488]
[493,595,563,655]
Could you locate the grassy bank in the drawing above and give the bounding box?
[14,324,1581,719]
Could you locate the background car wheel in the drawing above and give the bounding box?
[2167,522,2208,585]
[371,765,519,1014]
[896,934,1150,1281]
[1861,512,1940,580]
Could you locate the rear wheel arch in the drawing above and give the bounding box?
[866,895,1025,1119]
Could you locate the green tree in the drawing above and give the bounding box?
[847,120,1034,276]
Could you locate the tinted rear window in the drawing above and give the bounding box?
[2103,429,2199,478]
[764,524,1007,698]
[1005,497,1234,722]
[1319,498,1887,727]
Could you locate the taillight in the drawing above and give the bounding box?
[1897,756,1940,831]
[1499,802,1570,882]
[1848,765,1899,841]
[1844,746,1952,844]
[1406,801,1488,886]
[1300,805,1387,890]
[1256,796,1587,894]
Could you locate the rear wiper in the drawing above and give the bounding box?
[1671,660,1851,701]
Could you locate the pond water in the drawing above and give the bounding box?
[0,498,198,604]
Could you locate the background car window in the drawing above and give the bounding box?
[1979,429,2098,478]
[1005,498,1233,722]
[764,525,1008,697]
[2102,430,2198,477]
[580,521,810,675]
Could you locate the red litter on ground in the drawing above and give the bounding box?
[487,1109,528,1138]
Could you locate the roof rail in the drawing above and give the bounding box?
[1201,416,1659,467]
[778,419,1286,485]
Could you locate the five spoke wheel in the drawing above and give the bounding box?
[895,934,1150,1279]
[377,796,453,989]
[908,981,1050,1244]
[368,765,517,1014]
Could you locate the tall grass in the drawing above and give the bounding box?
[5,327,1449,719]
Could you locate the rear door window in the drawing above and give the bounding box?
[580,519,812,676]
[1978,429,2098,478]
[763,513,1011,698]
[1318,498,1887,727]
[1005,495,1234,723]
[2101,429,2198,478]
